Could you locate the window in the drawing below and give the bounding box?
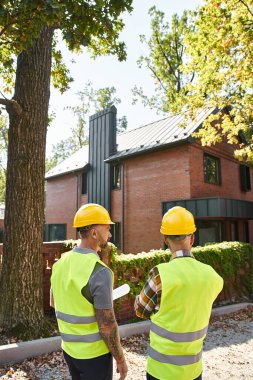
[82,172,87,195]
[44,224,66,241]
[244,222,249,243]
[204,153,221,185]
[110,222,121,248]
[195,220,223,246]
[112,164,121,189]
[230,221,238,241]
[240,165,251,192]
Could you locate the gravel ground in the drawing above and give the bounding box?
[0,306,252,380]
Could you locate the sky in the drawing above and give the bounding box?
[46,0,203,156]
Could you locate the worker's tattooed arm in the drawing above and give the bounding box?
[95,308,128,379]
[95,308,124,361]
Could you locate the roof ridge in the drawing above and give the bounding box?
[118,113,177,136]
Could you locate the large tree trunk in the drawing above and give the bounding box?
[0,26,53,339]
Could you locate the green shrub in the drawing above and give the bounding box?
[60,240,253,302]
[112,242,253,301]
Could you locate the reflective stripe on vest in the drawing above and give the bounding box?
[150,321,208,342]
[149,347,202,366]
[56,310,96,324]
[60,331,102,343]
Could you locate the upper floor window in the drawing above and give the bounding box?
[240,165,251,192]
[82,172,87,195]
[112,164,121,189]
[204,153,221,185]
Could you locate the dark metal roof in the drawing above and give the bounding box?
[45,145,89,179]
[46,107,215,178]
[106,107,216,162]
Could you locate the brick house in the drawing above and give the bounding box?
[45,106,253,252]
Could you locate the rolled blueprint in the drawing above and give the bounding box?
[113,284,130,300]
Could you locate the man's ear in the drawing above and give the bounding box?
[164,236,169,248]
[190,234,195,245]
[91,228,98,239]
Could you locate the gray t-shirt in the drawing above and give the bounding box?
[72,247,113,309]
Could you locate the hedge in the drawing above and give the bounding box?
[61,240,253,302]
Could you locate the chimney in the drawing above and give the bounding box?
[88,106,117,211]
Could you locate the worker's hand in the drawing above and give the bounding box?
[116,357,128,380]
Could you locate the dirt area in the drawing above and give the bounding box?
[0,306,252,379]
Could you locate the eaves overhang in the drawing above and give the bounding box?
[45,163,89,180]
[104,138,191,163]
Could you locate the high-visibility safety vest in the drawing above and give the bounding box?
[51,250,113,359]
[147,257,224,380]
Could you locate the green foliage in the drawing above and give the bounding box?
[51,40,74,93]
[113,242,253,301]
[58,240,253,306]
[46,82,127,170]
[60,239,80,253]
[132,7,194,113]
[181,0,253,162]
[134,1,253,162]
[112,249,171,297]
[0,1,133,93]
[117,115,128,132]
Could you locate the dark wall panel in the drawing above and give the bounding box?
[88,106,117,212]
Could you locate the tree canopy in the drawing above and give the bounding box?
[0,1,132,93]
[133,1,253,162]
[132,6,193,113]
[183,0,253,162]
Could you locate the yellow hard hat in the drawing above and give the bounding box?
[160,206,196,235]
[73,203,114,228]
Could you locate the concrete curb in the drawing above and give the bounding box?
[0,302,252,365]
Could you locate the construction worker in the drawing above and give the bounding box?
[51,203,127,380]
[134,206,224,380]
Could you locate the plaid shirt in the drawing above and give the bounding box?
[134,250,194,319]
[134,266,161,319]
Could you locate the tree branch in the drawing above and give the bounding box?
[154,33,179,83]
[147,63,168,93]
[237,0,253,18]
[0,98,23,115]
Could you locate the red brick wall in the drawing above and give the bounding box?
[111,146,191,253]
[110,142,253,253]
[45,142,253,252]
[190,141,253,201]
[188,141,253,245]
[45,172,88,240]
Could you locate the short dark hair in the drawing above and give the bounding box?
[78,225,97,239]
[166,234,192,241]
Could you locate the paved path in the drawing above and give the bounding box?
[0,307,252,379]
